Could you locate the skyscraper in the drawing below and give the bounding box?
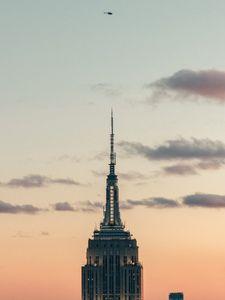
[82,112,143,300]
[169,292,184,300]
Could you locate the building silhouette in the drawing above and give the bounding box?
[169,292,184,300]
[82,112,143,300]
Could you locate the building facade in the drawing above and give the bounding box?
[82,113,143,300]
[169,292,184,300]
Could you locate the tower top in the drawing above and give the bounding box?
[111,108,113,134]
[93,111,130,239]
[109,109,116,174]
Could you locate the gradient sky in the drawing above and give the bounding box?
[1,1,225,300]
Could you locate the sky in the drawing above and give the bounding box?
[1,1,225,299]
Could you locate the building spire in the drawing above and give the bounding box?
[110,109,116,174]
[101,110,122,228]
[111,108,113,134]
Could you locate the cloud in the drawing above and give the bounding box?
[52,178,80,185]
[120,202,134,210]
[149,69,225,101]
[53,202,76,211]
[57,155,79,163]
[53,201,103,213]
[0,201,45,214]
[121,194,225,210]
[163,159,224,176]
[125,197,180,209]
[1,174,81,188]
[12,231,33,238]
[119,138,225,161]
[52,193,225,213]
[91,83,123,97]
[91,151,108,161]
[196,160,223,170]
[163,164,197,175]
[183,193,225,208]
[80,201,103,212]
[118,172,148,181]
[41,231,49,236]
[92,171,107,177]
[92,170,148,181]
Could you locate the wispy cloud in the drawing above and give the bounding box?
[119,138,225,161]
[183,193,225,208]
[91,83,123,97]
[12,231,33,238]
[91,151,108,161]
[120,193,225,210]
[92,171,107,177]
[119,172,148,181]
[53,201,103,213]
[53,198,179,212]
[0,200,45,214]
[120,202,134,210]
[57,155,79,163]
[53,202,76,211]
[119,138,225,176]
[51,178,80,185]
[80,201,103,212]
[0,174,81,188]
[196,160,223,170]
[12,231,50,237]
[163,160,223,176]
[148,69,225,102]
[163,163,197,175]
[52,192,225,213]
[125,197,180,209]
[40,231,49,236]
[92,170,148,181]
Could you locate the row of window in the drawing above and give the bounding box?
[91,243,134,248]
[87,255,137,266]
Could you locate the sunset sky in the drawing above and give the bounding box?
[2,1,225,300]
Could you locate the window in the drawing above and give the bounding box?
[95,256,99,265]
